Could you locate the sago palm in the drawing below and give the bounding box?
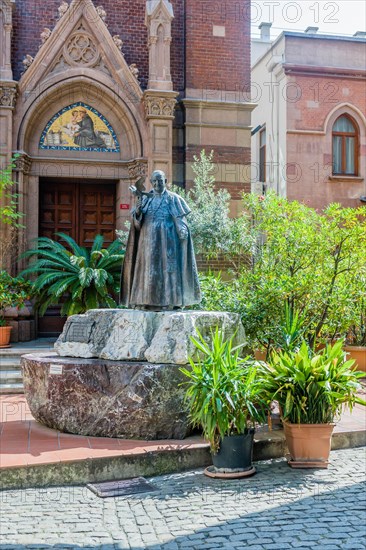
[21,233,124,316]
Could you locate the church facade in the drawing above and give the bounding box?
[0,0,254,270]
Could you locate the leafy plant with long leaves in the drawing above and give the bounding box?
[21,233,124,316]
[180,329,268,452]
[260,340,366,424]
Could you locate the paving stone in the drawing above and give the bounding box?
[0,448,365,550]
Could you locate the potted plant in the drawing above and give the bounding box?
[260,340,366,468]
[180,329,267,479]
[0,271,33,347]
[343,280,366,372]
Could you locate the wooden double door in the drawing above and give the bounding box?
[38,178,117,335]
[39,178,116,247]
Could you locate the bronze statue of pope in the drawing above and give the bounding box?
[120,170,201,310]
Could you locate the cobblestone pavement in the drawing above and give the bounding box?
[0,448,365,550]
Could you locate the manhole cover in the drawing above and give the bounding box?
[86,477,158,498]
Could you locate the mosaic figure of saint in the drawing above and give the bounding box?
[71,107,105,148]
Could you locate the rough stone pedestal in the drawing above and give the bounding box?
[54,309,245,364]
[21,353,190,439]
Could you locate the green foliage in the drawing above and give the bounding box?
[180,329,268,452]
[259,340,366,424]
[0,156,24,270]
[276,303,307,353]
[173,150,251,263]
[20,233,124,316]
[198,192,366,353]
[0,156,23,228]
[0,271,33,324]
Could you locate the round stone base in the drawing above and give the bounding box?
[21,353,190,440]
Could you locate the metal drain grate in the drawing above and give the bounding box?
[86,477,158,498]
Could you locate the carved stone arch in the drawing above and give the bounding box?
[14,74,148,161]
[13,75,151,260]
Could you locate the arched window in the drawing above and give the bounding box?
[332,115,358,176]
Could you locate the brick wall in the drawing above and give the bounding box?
[185,0,251,93]
[287,74,366,131]
[11,0,184,90]
[286,73,366,209]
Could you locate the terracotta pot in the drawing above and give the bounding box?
[0,326,12,348]
[283,421,335,468]
[344,346,366,373]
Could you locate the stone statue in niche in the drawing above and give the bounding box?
[120,170,201,310]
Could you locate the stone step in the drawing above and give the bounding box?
[0,364,23,393]
[0,358,22,370]
[0,369,23,380]
[0,382,24,393]
[0,339,56,393]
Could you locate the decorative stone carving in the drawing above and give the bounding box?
[64,30,99,67]
[129,63,139,79]
[0,84,17,108]
[96,5,107,25]
[21,352,191,439]
[112,34,123,52]
[12,151,31,174]
[22,54,34,72]
[0,1,14,79]
[0,0,13,25]
[144,95,176,118]
[58,0,69,19]
[54,309,246,365]
[128,160,148,180]
[40,27,52,45]
[145,0,174,90]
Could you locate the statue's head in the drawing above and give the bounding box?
[151,170,167,195]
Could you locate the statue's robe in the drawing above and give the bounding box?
[121,190,201,308]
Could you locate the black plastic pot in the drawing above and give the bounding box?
[212,429,255,471]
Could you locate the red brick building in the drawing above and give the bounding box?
[251,26,366,209]
[0,0,254,269]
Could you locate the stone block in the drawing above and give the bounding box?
[21,353,191,439]
[54,309,245,365]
